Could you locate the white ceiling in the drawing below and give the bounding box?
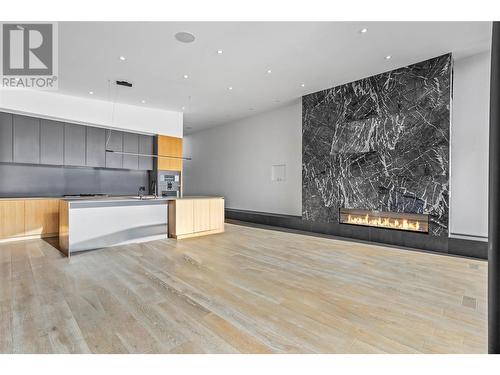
[58,21,491,134]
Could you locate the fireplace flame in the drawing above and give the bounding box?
[346,214,420,231]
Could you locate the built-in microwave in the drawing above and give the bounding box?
[157,170,181,197]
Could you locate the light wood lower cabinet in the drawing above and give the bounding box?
[25,199,59,236]
[0,198,60,242]
[169,197,224,239]
[174,199,194,236]
[0,200,25,239]
[193,199,210,232]
[209,198,225,230]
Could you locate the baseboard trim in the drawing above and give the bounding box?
[170,228,224,239]
[0,233,58,244]
[225,209,488,260]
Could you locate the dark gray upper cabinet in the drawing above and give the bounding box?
[86,127,106,167]
[138,135,154,170]
[123,132,139,170]
[0,112,13,163]
[13,114,40,164]
[40,119,64,165]
[105,129,123,169]
[2,111,156,171]
[64,123,86,166]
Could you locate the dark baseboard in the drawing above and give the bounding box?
[225,208,488,260]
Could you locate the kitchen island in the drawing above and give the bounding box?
[59,196,224,256]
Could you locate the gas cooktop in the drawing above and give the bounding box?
[63,194,109,198]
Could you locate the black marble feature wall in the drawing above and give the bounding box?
[302,54,452,237]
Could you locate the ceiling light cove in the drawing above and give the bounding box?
[174,31,196,43]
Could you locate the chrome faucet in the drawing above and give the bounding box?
[138,186,146,199]
[150,180,157,199]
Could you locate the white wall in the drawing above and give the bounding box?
[184,100,302,216]
[450,51,490,241]
[185,52,491,240]
[0,89,183,137]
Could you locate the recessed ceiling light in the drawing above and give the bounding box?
[174,31,196,43]
[141,100,146,104]
[385,55,392,60]
[217,50,223,54]
[301,83,305,87]
[119,56,126,61]
[89,91,94,95]
[228,86,233,91]
[360,28,368,34]
[267,69,272,74]
[182,106,185,110]
[183,74,189,79]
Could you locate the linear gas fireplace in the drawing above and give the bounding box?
[339,208,429,234]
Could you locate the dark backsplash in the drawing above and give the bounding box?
[0,163,149,197]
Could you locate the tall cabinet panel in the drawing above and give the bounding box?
[40,119,64,165]
[138,135,154,170]
[157,135,183,171]
[13,115,40,164]
[105,129,123,169]
[64,123,86,166]
[123,132,139,170]
[0,112,13,163]
[86,126,106,167]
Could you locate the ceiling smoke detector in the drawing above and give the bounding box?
[175,32,196,43]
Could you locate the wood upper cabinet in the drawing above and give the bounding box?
[157,135,183,171]
[0,200,25,239]
[24,199,59,236]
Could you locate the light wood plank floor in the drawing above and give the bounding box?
[0,223,487,353]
